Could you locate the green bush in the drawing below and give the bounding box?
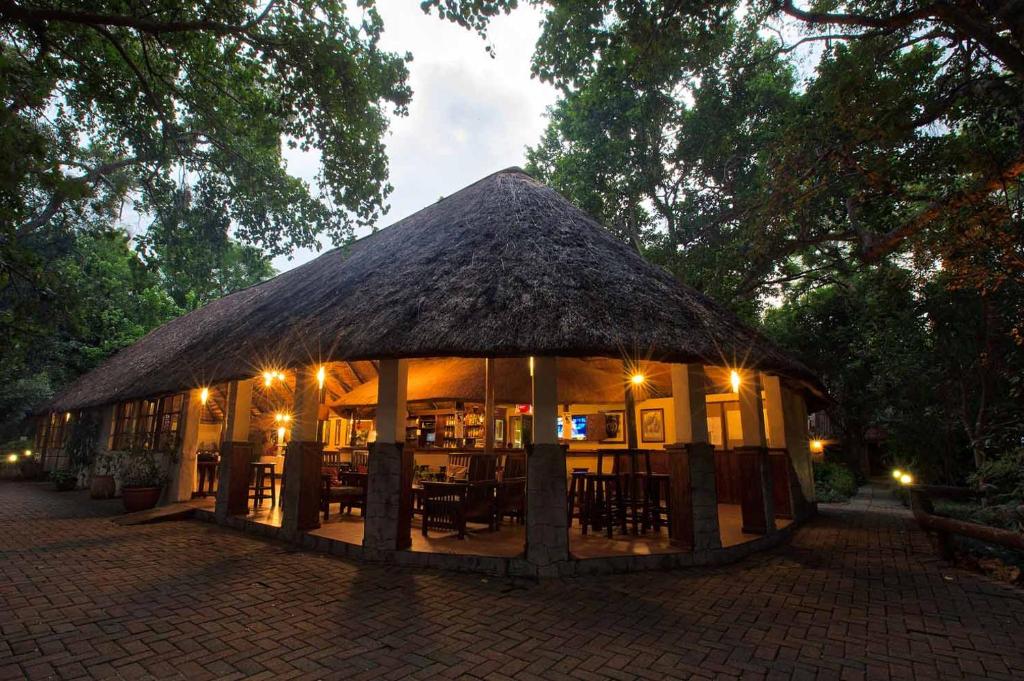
[969,448,1024,503]
[814,461,859,502]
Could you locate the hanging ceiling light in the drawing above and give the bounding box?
[730,370,741,393]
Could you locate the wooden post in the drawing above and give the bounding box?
[624,361,639,450]
[281,366,324,540]
[736,372,775,534]
[216,379,254,521]
[363,359,412,554]
[526,356,569,576]
[483,358,496,453]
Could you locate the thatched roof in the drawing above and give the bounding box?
[46,168,825,413]
[329,357,674,408]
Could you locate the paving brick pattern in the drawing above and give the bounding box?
[1,481,1022,680]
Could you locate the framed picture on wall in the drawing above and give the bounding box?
[600,411,625,443]
[640,408,665,443]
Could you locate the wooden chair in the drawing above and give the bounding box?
[497,452,527,525]
[321,469,367,520]
[351,449,369,473]
[421,453,499,537]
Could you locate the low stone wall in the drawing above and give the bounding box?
[193,508,807,578]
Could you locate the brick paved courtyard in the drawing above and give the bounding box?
[1,481,1022,680]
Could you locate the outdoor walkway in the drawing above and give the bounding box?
[1,481,1022,680]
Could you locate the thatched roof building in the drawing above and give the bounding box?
[46,168,823,412]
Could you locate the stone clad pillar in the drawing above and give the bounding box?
[216,379,254,521]
[526,356,569,575]
[736,372,775,534]
[166,390,202,504]
[281,366,324,540]
[665,364,721,551]
[363,359,412,556]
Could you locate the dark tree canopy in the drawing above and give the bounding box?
[1,0,412,254]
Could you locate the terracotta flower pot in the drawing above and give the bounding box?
[90,474,116,499]
[121,486,161,512]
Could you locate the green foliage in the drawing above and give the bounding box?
[49,468,77,490]
[1,0,410,437]
[2,0,411,254]
[813,461,858,503]
[119,451,169,489]
[969,449,1024,503]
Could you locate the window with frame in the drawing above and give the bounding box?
[46,412,70,449]
[150,394,184,452]
[111,402,138,450]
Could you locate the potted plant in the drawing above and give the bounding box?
[89,450,122,500]
[119,451,168,512]
[65,413,107,496]
[51,468,77,491]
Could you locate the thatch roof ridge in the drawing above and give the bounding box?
[44,167,825,413]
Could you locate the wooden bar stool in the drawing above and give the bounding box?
[249,462,277,509]
[566,467,589,526]
[642,450,671,534]
[582,451,626,538]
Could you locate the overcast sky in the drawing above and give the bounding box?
[273,5,557,272]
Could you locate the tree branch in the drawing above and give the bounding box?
[0,0,277,36]
[860,153,1024,262]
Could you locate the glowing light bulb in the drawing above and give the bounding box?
[899,473,913,486]
[24,449,31,457]
[283,414,291,423]
[200,387,209,405]
[892,469,903,480]
[631,373,645,385]
[730,370,741,393]
[263,371,274,387]
[277,426,286,442]
[317,365,326,391]
[810,439,824,453]
[6,453,17,463]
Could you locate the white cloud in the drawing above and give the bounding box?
[273,4,556,272]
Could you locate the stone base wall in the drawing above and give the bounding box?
[281,441,323,541]
[525,443,569,576]
[362,441,412,557]
[686,443,722,551]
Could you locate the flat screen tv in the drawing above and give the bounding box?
[571,415,587,440]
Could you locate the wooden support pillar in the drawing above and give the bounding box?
[363,359,412,555]
[215,379,254,521]
[666,364,721,551]
[483,358,496,453]
[736,372,775,534]
[624,361,639,450]
[526,356,569,575]
[282,366,324,540]
[166,389,202,504]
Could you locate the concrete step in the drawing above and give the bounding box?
[112,502,198,526]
